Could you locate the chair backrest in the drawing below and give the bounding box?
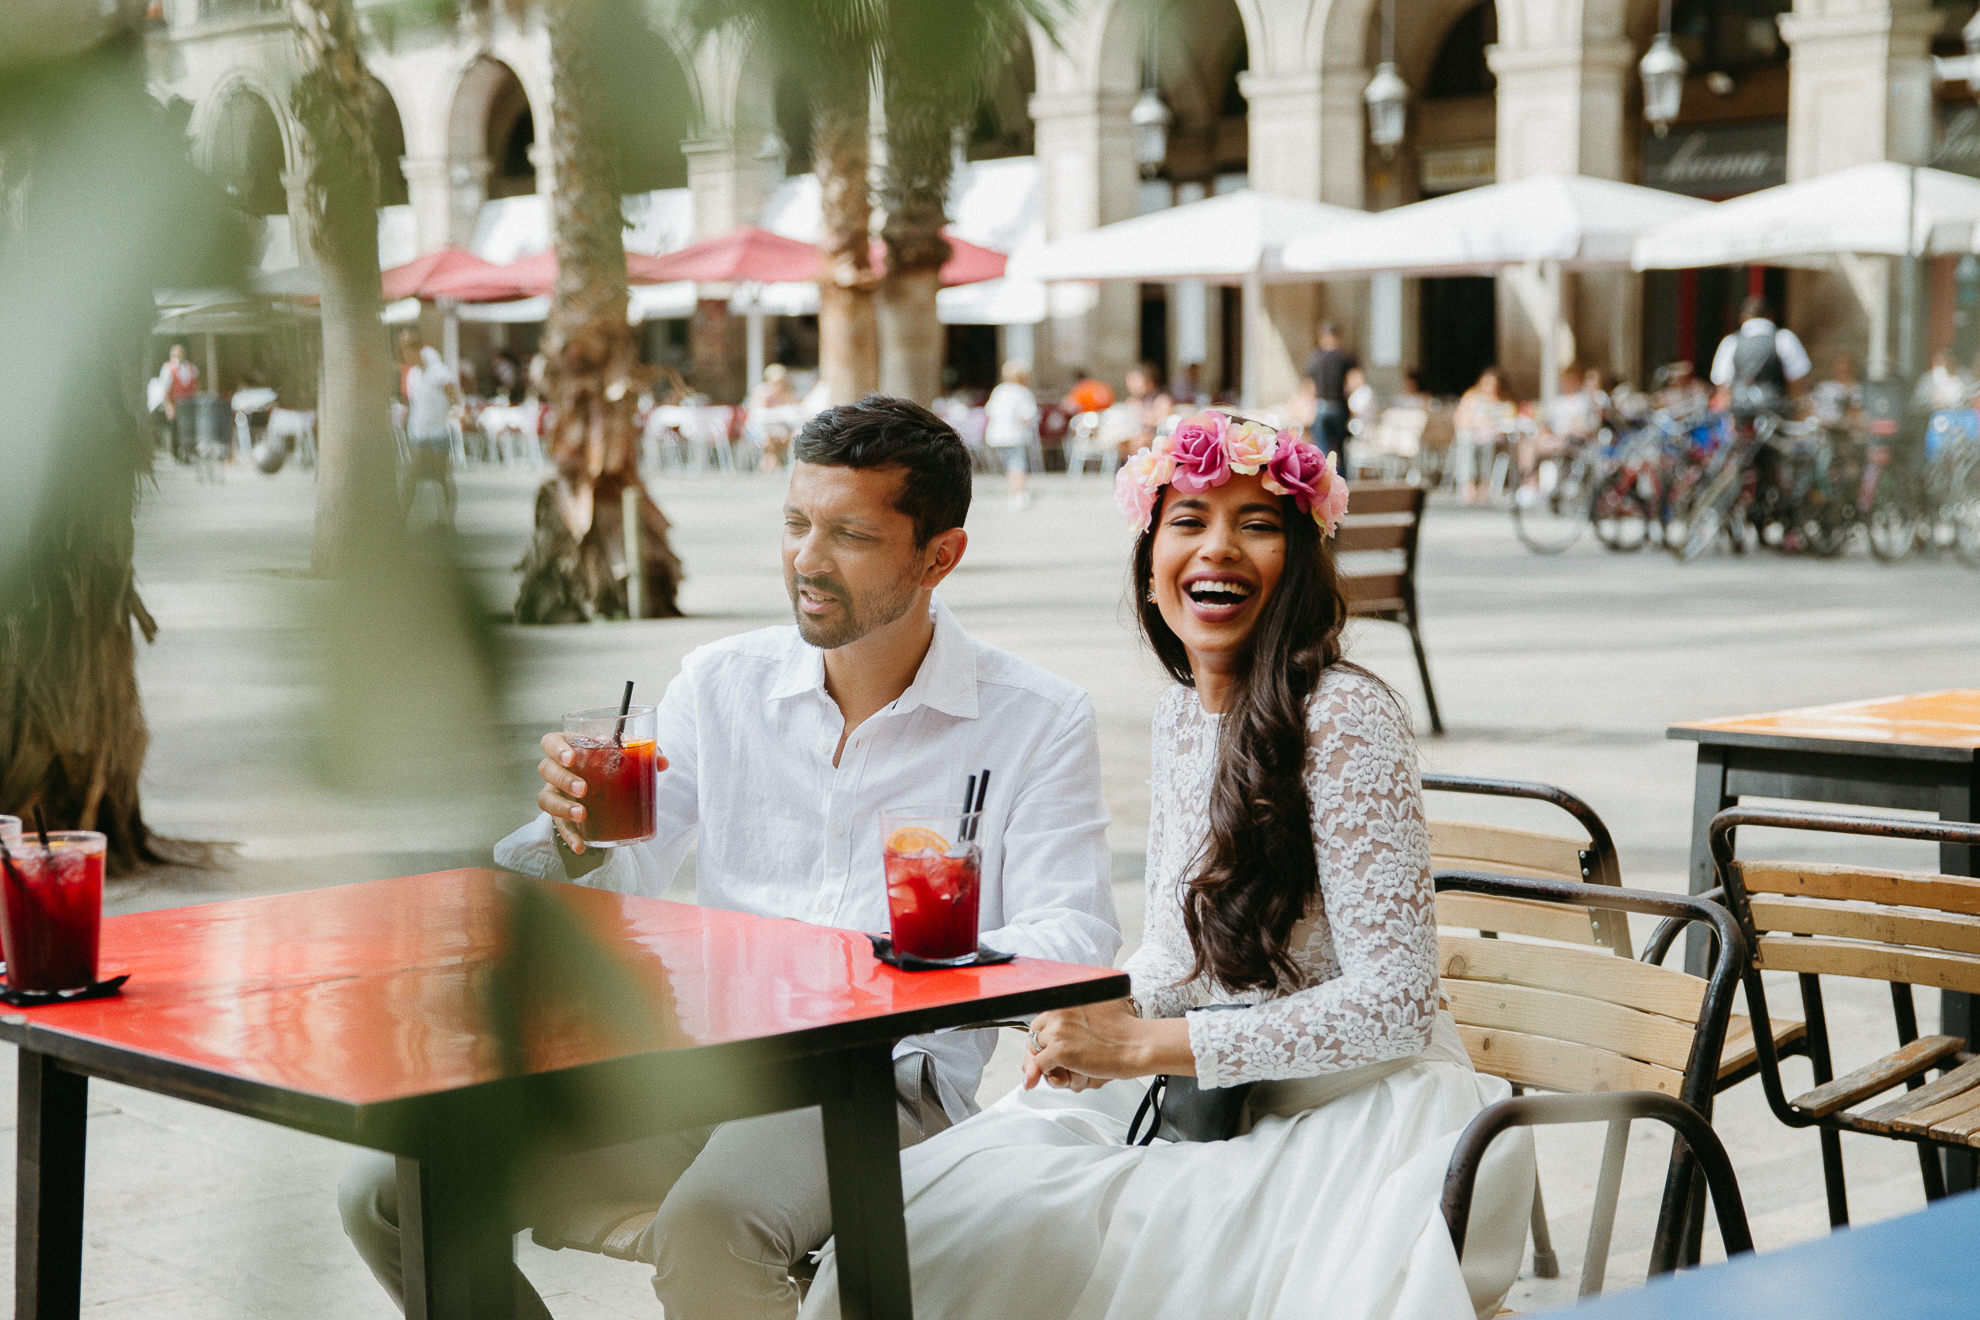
[1713,808,1980,996]
[1338,481,1422,619]
[1425,774,1631,956]
[1436,873,1744,1115]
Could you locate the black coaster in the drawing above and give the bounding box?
[867,935,1015,972]
[0,974,129,1008]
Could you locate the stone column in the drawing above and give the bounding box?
[1486,37,1634,393]
[280,167,313,267]
[1779,1,1936,378]
[527,141,555,203]
[399,154,465,252]
[1028,89,1141,392]
[1240,67,1366,409]
[682,137,775,241]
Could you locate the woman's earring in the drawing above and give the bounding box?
[1146,588,1157,603]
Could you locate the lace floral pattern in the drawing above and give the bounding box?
[1123,668,1441,1088]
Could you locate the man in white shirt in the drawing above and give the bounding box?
[1709,296,1810,417]
[400,344,460,529]
[339,396,1118,1318]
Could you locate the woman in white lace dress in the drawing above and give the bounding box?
[803,413,1534,1320]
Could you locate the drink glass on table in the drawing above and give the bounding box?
[880,809,982,965]
[0,830,105,993]
[562,705,659,847]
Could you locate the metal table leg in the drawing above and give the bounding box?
[16,1050,87,1320]
[397,1155,549,1320]
[820,1042,914,1320]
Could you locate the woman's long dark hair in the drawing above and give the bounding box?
[1132,485,1355,993]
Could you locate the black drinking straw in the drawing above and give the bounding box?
[0,838,19,888]
[969,770,991,840]
[31,806,50,850]
[611,680,635,746]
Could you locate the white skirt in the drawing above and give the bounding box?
[803,1012,1535,1320]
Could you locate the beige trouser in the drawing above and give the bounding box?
[338,1054,949,1319]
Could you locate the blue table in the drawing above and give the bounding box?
[1557,1190,1980,1318]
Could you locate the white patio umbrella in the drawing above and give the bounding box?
[1633,162,1980,379]
[1006,190,1366,406]
[1282,174,1714,401]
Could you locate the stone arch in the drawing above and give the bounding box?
[969,25,1038,161]
[369,79,410,207]
[195,77,294,216]
[450,56,538,198]
[1090,0,1255,179]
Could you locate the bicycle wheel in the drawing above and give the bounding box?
[1866,502,1919,563]
[1512,453,1594,554]
[1590,466,1652,551]
[1678,461,1742,563]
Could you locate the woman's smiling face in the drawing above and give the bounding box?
[1149,474,1287,688]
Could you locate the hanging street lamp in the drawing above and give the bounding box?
[1131,86,1171,179]
[1640,0,1687,137]
[1364,0,1408,158]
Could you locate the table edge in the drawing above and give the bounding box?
[1667,724,1977,763]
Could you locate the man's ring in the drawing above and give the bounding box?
[1028,1027,1042,1053]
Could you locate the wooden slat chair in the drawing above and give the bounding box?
[1435,872,1756,1297]
[1427,774,1801,1294]
[1710,805,1980,1230]
[1339,481,1442,735]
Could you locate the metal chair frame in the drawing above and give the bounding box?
[1708,806,1980,1230]
[1435,872,1755,1283]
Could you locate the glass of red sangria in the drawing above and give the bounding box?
[0,830,105,993]
[562,705,659,848]
[880,808,982,965]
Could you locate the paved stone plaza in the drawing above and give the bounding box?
[2,460,1975,1316]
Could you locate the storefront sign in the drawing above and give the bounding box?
[1419,143,1495,195]
[1641,121,1786,197]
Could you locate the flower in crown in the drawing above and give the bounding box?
[1114,408,1350,537]
[1167,411,1233,494]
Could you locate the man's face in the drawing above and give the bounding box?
[169,345,184,362]
[782,462,933,650]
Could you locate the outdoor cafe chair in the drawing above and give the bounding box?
[1435,872,1756,1301]
[1427,775,1801,1295]
[1338,481,1443,735]
[1707,805,1980,1230]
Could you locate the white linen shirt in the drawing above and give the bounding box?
[494,595,1119,1120]
[1709,318,1811,386]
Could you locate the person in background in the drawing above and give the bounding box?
[1709,296,1809,420]
[1122,362,1162,460]
[489,348,521,404]
[1653,360,1709,416]
[1516,367,1601,502]
[395,329,422,402]
[1343,366,1379,476]
[1304,322,1358,470]
[1393,370,1431,413]
[1451,366,1511,507]
[985,359,1040,511]
[749,362,801,472]
[1912,348,1974,413]
[400,344,461,531]
[1166,362,1205,408]
[1809,354,1863,430]
[157,343,200,458]
[1062,367,1115,417]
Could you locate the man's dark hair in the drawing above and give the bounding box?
[1740,295,1770,322]
[793,395,972,545]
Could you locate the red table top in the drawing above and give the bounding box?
[1669,689,1980,752]
[5,871,1120,1108]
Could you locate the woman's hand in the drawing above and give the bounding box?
[1021,1000,1193,1092]
[536,731,669,853]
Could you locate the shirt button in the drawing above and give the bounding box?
[832,821,847,839]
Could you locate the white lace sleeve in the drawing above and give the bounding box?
[1124,688,1208,1019]
[1187,671,1441,1087]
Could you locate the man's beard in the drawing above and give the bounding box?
[788,569,921,649]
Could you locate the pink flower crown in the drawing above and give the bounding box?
[1114,410,1350,535]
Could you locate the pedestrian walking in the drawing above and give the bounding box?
[1304,322,1358,472]
[986,360,1040,511]
[400,345,460,531]
[157,343,200,460]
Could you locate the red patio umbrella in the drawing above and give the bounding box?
[381,246,508,301]
[421,248,679,301]
[870,231,1008,287]
[642,225,823,284]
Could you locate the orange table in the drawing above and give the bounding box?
[1670,690,1980,1189]
[0,871,1127,1320]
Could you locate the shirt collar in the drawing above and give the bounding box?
[1741,318,1776,335]
[765,594,980,720]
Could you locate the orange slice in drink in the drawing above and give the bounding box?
[886,825,950,855]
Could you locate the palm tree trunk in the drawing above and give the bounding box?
[515,0,682,623]
[813,60,878,406]
[878,82,953,407]
[291,0,399,578]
